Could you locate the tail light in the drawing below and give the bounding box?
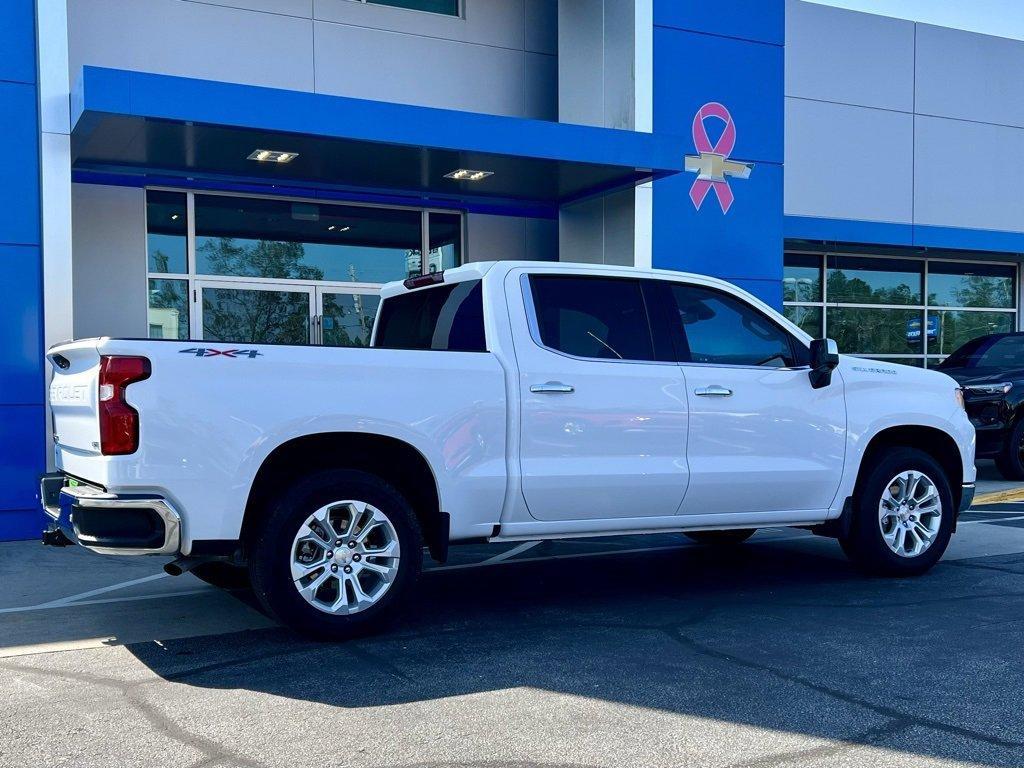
[98,355,151,455]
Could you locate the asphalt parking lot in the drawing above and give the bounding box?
[3,497,1024,768]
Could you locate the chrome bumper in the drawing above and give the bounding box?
[40,473,181,556]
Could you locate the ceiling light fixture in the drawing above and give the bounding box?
[170,213,180,220]
[445,168,494,182]
[327,225,351,232]
[247,149,299,164]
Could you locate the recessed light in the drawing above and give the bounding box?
[445,168,494,182]
[170,213,180,220]
[327,225,351,232]
[247,149,299,164]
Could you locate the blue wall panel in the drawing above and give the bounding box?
[0,1,44,541]
[0,0,37,85]
[655,163,783,283]
[0,406,45,512]
[0,82,40,245]
[0,245,44,405]
[654,0,785,47]
[652,0,786,307]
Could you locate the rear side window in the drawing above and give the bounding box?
[529,275,655,361]
[374,280,486,352]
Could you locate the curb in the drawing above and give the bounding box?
[973,487,1024,506]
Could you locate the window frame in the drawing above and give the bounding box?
[522,273,663,365]
[784,250,1020,366]
[144,187,465,342]
[349,0,462,18]
[651,280,810,370]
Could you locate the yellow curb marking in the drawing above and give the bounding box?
[973,487,1024,506]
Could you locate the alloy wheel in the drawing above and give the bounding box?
[878,470,942,558]
[290,500,401,614]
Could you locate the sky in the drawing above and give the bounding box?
[806,0,1024,41]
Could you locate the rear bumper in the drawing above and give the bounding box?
[40,473,181,555]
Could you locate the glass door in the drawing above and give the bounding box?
[315,288,381,347]
[197,280,316,345]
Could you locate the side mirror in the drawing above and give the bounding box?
[808,338,840,389]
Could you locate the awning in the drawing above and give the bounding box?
[71,67,687,216]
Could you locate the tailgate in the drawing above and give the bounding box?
[47,340,102,455]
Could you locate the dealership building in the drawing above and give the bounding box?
[2,0,1023,540]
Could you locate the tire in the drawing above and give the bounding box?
[995,419,1024,480]
[684,529,756,546]
[190,561,250,590]
[247,469,423,640]
[839,447,954,577]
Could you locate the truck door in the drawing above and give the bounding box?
[507,271,690,522]
[660,282,847,517]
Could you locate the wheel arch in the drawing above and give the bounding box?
[240,432,448,562]
[856,425,965,510]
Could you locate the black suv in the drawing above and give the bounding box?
[939,333,1024,479]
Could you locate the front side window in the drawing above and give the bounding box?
[374,280,485,351]
[670,285,799,368]
[529,276,654,362]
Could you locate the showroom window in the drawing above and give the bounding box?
[783,251,1019,367]
[145,190,463,346]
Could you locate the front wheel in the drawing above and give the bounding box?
[248,469,423,640]
[839,447,953,577]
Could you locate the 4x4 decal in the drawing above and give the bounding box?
[179,348,263,359]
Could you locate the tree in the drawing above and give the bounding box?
[199,238,324,344]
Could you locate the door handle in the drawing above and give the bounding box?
[695,385,733,397]
[530,381,575,394]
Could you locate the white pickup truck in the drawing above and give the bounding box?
[41,261,976,638]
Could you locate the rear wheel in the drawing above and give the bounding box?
[248,469,422,640]
[684,528,756,546]
[995,419,1024,480]
[840,447,953,576]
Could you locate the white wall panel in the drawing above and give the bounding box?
[314,0,525,51]
[71,185,148,340]
[466,213,556,262]
[194,0,313,17]
[785,97,913,223]
[785,0,914,112]
[314,20,530,116]
[917,24,1024,129]
[69,0,315,92]
[914,115,1024,233]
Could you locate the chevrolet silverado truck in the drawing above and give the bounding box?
[41,261,976,638]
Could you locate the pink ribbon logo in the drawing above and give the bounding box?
[684,102,753,214]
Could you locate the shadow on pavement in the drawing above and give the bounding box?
[127,540,1024,766]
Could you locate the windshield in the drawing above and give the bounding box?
[939,334,1024,370]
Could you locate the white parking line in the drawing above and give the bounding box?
[0,588,213,615]
[479,540,541,564]
[961,515,1024,525]
[0,572,175,615]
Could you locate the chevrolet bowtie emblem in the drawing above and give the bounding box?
[684,102,754,214]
